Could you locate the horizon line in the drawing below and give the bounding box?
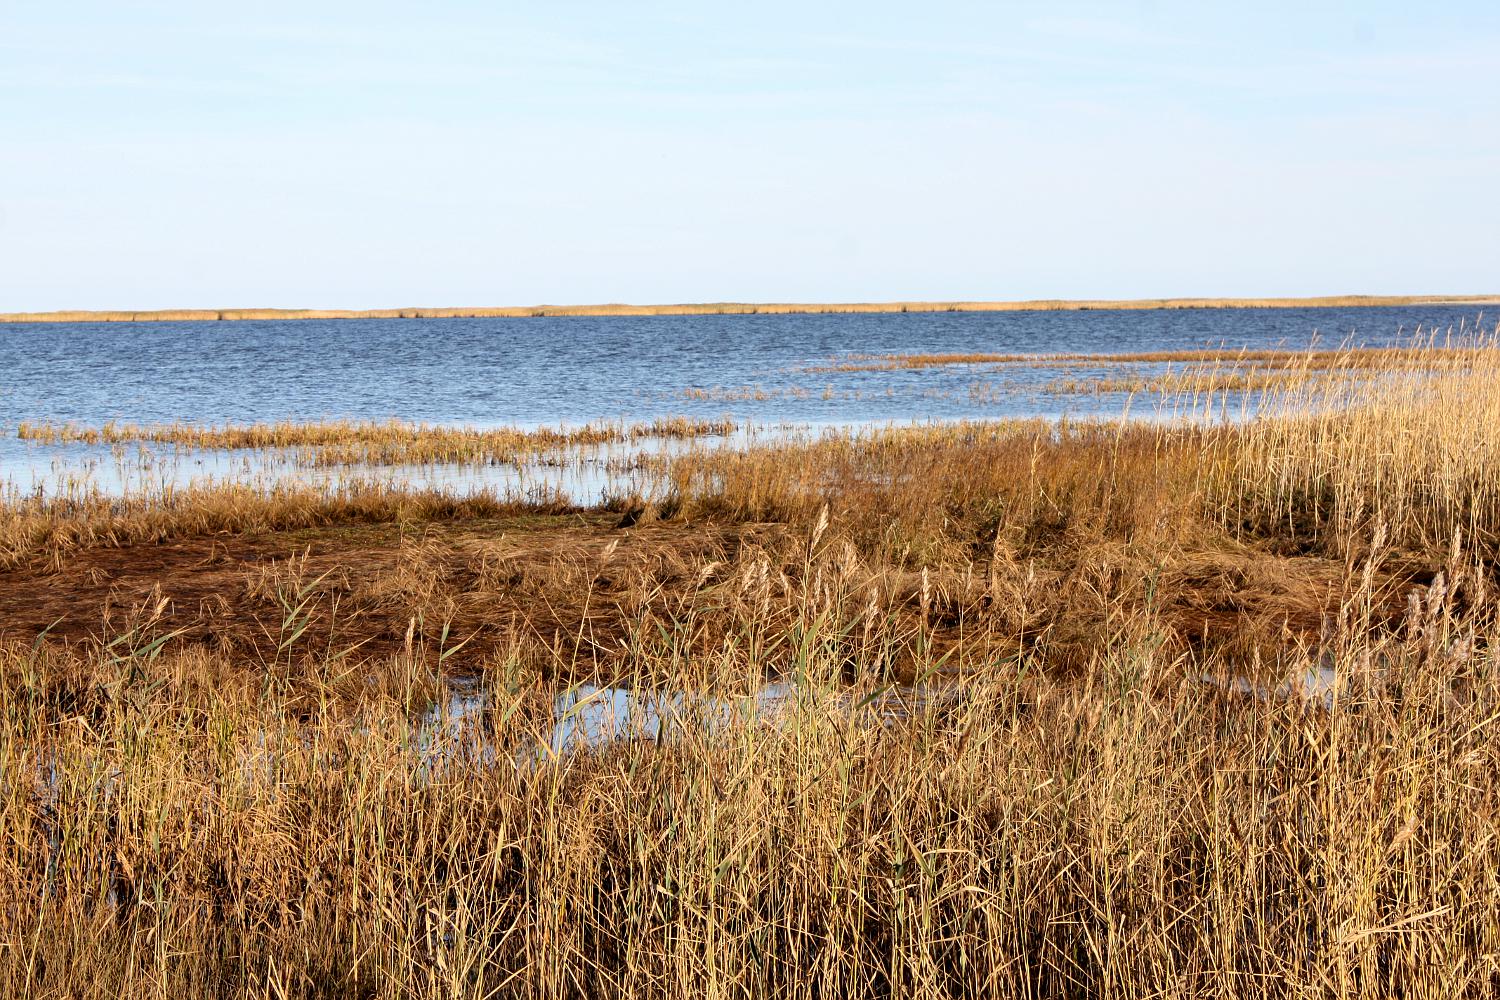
[3,293,1498,324]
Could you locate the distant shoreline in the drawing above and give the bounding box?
[1,294,1496,324]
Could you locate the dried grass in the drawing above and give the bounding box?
[3,336,1500,996]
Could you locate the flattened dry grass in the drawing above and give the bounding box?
[0,480,574,572]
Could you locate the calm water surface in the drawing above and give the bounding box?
[0,306,1484,497]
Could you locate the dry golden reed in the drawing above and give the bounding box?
[817,343,1491,372]
[3,333,1500,997]
[15,416,734,467]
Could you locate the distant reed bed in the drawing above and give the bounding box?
[2,293,1493,323]
[816,340,1491,372]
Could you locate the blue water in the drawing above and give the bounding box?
[0,306,1482,428]
[0,306,1487,499]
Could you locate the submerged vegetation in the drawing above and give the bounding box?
[3,338,1500,996]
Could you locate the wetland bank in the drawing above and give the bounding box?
[3,312,1500,997]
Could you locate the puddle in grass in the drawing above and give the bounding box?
[417,677,960,767]
[543,681,797,753]
[1201,662,1343,708]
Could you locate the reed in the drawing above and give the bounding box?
[818,341,1491,372]
[0,517,1495,997]
[3,335,1500,996]
[15,417,735,468]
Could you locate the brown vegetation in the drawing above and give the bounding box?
[818,343,1492,372]
[2,340,1500,996]
[14,417,734,467]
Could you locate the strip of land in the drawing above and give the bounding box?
[2,293,1497,323]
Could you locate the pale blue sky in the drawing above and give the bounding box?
[2,1,1497,310]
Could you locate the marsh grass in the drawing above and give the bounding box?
[1028,367,1359,397]
[0,480,574,571]
[815,338,1492,372]
[3,336,1500,996]
[15,417,735,469]
[2,541,1497,998]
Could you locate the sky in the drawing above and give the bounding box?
[2,1,1497,310]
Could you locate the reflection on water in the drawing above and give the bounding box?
[0,426,777,504]
[418,677,960,767]
[544,682,794,753]
[1201,662,1344,708]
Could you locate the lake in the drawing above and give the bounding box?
[0,304,1486,499]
